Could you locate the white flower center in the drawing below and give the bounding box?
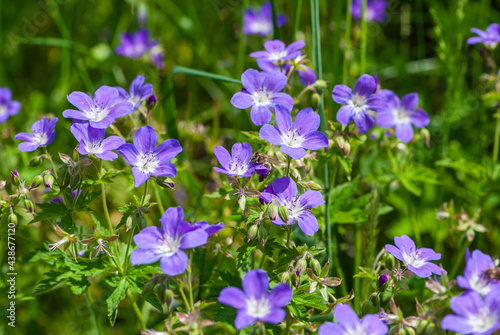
[349,94,368,112]
[470,273,493,295]
[344,325,366,335]
[86,104,110,122]
[0,105,6,116]
[394,108,411,123]
[403,250,426,268]
[34,133,49,145]
[136,152,159,173]
[246,296,271,318]
[250,20,272,35]
[156,235,180,257]
[280,198,303,220]
[469,307,498,333]
[252,90,273,106]
[281,129,304,148]
[230,157,249,176]
[85,140,104,154]
[269,50,288,62]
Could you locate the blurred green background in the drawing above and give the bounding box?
[1,0,500,334]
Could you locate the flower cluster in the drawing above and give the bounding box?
[0,87,21,123]
[351,0,388,22]
[467,23,500,49]
[242,2,287,37]
[15,118,58,152]
[115,28,164,69]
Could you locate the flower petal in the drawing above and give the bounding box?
[263,70,287,92]
[67,91,93,112]
[130,249,162,265]
[231,91,255,109]
[242,269,269,299]
[302,131,328,150]
[354,74,376,96]
[333,304,361,330]
[268,284,293,308]
[218,287,247,309]
[395,122,414,143]
[132,167,150,187]
[241,68,262,93]
[271,176,297,200]
[280,145,306,160]
[295,210,319,236]
[160,250,188,276]
[385,244,404,262]
[250,105,272,126]
[117,143,139,165]
[336,105,354,126]
[155,139,183,162]
[410,109,430,128]
[361,315,389,335]
[318,323,343,335]
[298,190,324,208]
[401,93,419,111]
[179,229,208,249]
[133,226,164,248]
[235,310,257,330]
[294,108,320,135]
[332,85,353,105]
[260,124,283,145]
[259,308,286,324]
[134,125,157,154]
[214,146,232,170]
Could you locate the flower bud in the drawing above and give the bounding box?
[164,289,175,311]
[296,258,307,276]
[378,274,389,288]
[247,224,258,240]
[0,180,5,190]
[11,170,20,186]
[8,213,18,225]
[291,273,300,288]
[28,156,43,167]
[278,206,289,223]
[258,227,268,247]
[139,216,147,229]
[31,175,44,189]
[280,271,290,284]
[313,79,328,89]
[44,173,55,188]
[421,128,431,148]
[268,203,278,221]
[335,136,350,158]
[147,94,158,110]
[308,181,324,191]
[24,199,35,214]
[312,92,321,107]
[310,259,321,277]
[155,176,175,189]
[126,216,134,232]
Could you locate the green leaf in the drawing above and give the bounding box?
[29,202,69,224]
[142,293,163,313]
[105,276,129,326]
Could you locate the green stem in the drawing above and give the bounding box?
[110,124,126,139]
[126,290,146,331]
[86,291,104,335]
[342,0,353,83]
[171,66,241,85]
[270,0,280,40]
[353,222,361,313]
[286,225,292,248]
[450,239,469,279]
[285,156,292,177]
[101,182,114,234]
[284,308,291,334]
[405,191,421,246]
[360,0,368,74]
[43,147,71,208]
[493,116,500,164]
[293,0,303,40]
[152,182,165,214]
[187,252,195,310]
[177,282,191,311]
[236,0,249,76]
[124,225,136,270]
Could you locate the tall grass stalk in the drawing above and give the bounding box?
[342,0,353,83]
[360,0,368,74]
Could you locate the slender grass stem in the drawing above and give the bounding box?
[353,222,361,313]
[342,0,353,83]
[270,0,280,40]
[126,290,146,331]
[450,240,469,279]
[177,281,191,311]
[405,190,421,246]
[293,0,303,40]
[360,0,368,74]
[493,116,500,164]
[285,156,292,177]
[171,66,241,85]
[187,253,195,310]
[152,182,165,214]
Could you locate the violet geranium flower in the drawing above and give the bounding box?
[250,40,305,72]
[441,289,500,335]
[117,125,182,187]
[116,75,153,112]
[63,86,133,129]
[385,235,446,278]
[218,269,292,330]
[457,249,500,295]
[213,142,268,177]
[115,28,158,59]
[0,88,21,123]
[351,0,388,22]
[231,69,294,126]
[70,123,125,161]
[259,107,328,160]
[130,206,209,276]
[467,23,500,49]
[259,176,324,236]
[242,2,288,37]
[14,118,58,152]
[332,74,386,133]
[319,303,389,335]
[376,90,429,143]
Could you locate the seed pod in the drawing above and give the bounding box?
[258,227,268,247]
[278,206,289,223]
[313,79,328,89]
[8,213,18,225]
[139,216,147,229]
[24,199,35,214]
[268,203,278,221]
[296,258,307,276]
[164,289,175,311]
[28,156,42,167]
[320,262,330,278]
[311,259,321,277]
[291,273,300,288]
[280,271,290,284]
[44,173,55,188]
[31,175,44,189]
[247,224,258,240]
[125,216,133,232]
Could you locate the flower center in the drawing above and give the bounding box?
[250,20,272,35]
[269,50,288,62]
[469,274,492,295]
[469,307,498,332]
[136,152,159,173]
[85,140,104,154]
[157,235,180,257]
[404,249,426,268]
[395,108,411,123]
[0,104,6,116]
[33,132,49,145]
[281,129,304,148]
[280,198,303,221]
[350,94,367,112]
[246,296,271,318]
[230,157,249,176]
[252,90,272,106]
[87,105,109,122]
[344,325,366,335]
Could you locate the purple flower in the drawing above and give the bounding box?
[63,86,133,129]
[231,69,294,126]
[332,74,386,133]
[117,126,182,187]
[250,40,305,72]
[150,46,165,69]
[116,75,153,112]
[130,207,209,276]
[259,176,324,236]
[242,2,288,37]
[457,249,500,296]
[192,221,225,236]
[218,269,292,329]
[376,90,429,143]
[441,289,500,335]
[318,303,389,335]
[115,28,158,59]
[14,118,58,152]
[70,123,125,161]
[50,189,83,204]
[351,0,388,22]
[296,63,316,86]
[385,235,446,278]
[213,142,268,177]
[0,88,21,123]
[378,274,389,288]
[259,108,328,160]
[467,23,500,49]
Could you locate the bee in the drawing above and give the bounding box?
[251,152,280,182]
[483,267,500,280]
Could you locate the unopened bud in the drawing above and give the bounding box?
[11,170,20,186]
[320,262,330,278]
[31,175,44,189]
[280,271,290,284]
[142,278,157,296]
[247,224,258,240]
[313,79,328,90]
[258,227,268,246]
[126,216,134,232]
[44,173,55,188]
[155,176,175,189]
[268,203,278,221]
[147,94,158,110]
[378,274,389,288]
[73,148,80,162]
[312,92,321,107]
[308,181,323,191]
[335,136,350,157]
[311,259,321,277]
[59,153,73,165]
[421,128,431,148]
[28,156,42,167]
[24,199,35,214]
[278,206,289,223]
[291,273,300,288]
[296,259,307,276]
[8,213,18,225]
[139,216,147,229]
[164,289,175,311]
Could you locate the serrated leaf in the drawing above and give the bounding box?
[29,202,69,224]
[106,277,129,326]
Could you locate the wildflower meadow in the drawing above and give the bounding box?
[2,0,500,334]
